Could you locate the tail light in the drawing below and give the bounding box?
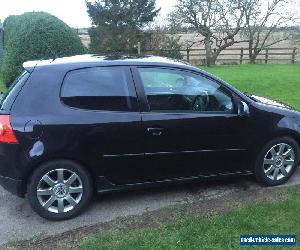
[0,115,18,143]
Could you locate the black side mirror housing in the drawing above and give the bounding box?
[238,101,250,117]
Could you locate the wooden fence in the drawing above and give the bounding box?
[144,47,298,65]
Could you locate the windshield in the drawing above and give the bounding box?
[0,71,30,110]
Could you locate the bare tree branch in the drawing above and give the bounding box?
[243,0,298,63]
[169,0,249,66]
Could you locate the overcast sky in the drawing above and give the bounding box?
[0,0,176,28]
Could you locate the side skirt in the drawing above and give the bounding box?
[95,170,254,194]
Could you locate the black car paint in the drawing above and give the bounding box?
[0,55,300,197]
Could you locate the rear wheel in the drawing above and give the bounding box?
[27,160,93,220]
[255,137,299,186]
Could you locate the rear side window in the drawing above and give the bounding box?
[0,71,30,111]
[61,67,137,111]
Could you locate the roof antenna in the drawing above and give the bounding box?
[39,30,59,60]
[41,40,59,60]
[45,44,59,61]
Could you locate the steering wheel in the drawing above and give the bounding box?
[192,92,209,111]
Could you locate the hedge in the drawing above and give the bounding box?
[1,12,85,87]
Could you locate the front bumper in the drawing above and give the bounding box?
[0,175,25,197]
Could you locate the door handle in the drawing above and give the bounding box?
[147,128,164,136]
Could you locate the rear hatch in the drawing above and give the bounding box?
[0,71,31,144]
[0,71,31,113]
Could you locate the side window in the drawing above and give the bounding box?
[61,67,136,111]
[0,71,30,111]
[137,68,234,113]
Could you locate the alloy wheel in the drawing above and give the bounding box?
[36,169,83,214]
[263,143,295,181]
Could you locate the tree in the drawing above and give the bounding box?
[2,12,85,87]
[143,26,167,52]
[143,25,184,59]
[160,36,183,59]
[170,0,248,66]
[243,0,299,63]
[86,0,160,53]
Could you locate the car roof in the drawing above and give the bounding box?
[23,54,200,72]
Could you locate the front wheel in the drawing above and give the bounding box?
[255,137,299,186]
[27,160,93,221]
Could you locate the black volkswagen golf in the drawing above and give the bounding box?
[0,55,299,220]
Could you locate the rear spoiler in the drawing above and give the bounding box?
[23,58,57,72]
[23,60,39,73]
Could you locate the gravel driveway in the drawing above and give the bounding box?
[0,170,300,246]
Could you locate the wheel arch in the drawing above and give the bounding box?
[24,157,95,194]
[250,129,300,166]
[254,132,300,186]
[273,131,300,152]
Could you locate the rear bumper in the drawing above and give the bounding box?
[0,176,25,197]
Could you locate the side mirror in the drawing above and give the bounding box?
[238,101,250,117]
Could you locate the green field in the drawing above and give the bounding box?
[82,187,300,250]
[201,64,300,110]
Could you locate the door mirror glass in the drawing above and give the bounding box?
[238,101,250,116]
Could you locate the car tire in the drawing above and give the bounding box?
[255,137,299,186]
[27,160,93,221]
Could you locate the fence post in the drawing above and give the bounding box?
[137,42,141,54]
[292,47,297,64]
[240,48,244,64]
[186,48,190,63]
[265,48,269,64]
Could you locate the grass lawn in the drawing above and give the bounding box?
[82,187,300,250]
[200,64,300,110]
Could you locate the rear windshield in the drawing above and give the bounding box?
[0,71,30,111]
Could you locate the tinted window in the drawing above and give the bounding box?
[138,68,234,113]
[61,67,136,111]
[0,71,30,111]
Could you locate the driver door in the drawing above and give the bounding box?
[133,67,249,181]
